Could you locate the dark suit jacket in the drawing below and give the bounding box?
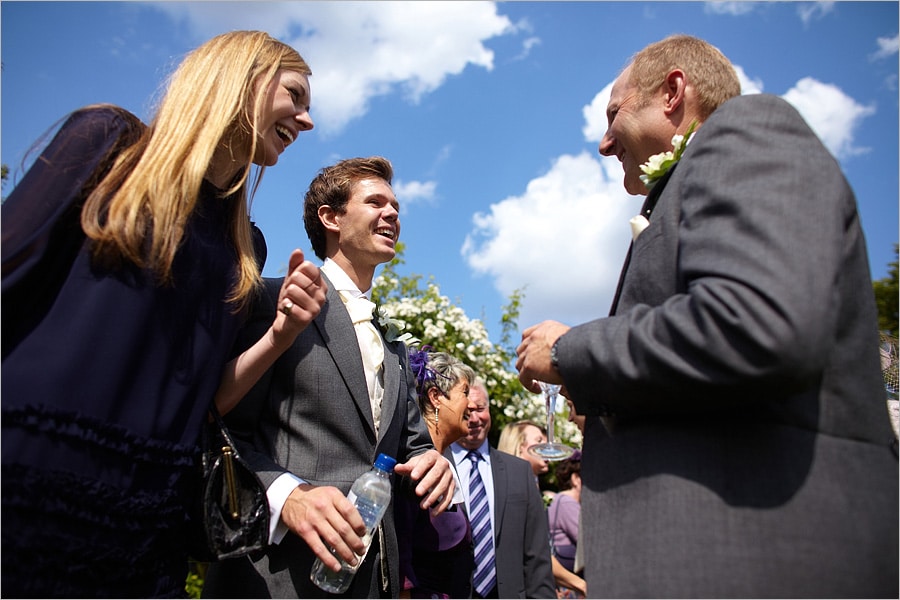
[203,274,434,598]
[560,94,898,598]
[452,445,556,599]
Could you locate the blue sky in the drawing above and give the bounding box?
[3,1,898,347]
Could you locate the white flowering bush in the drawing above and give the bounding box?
[372,245,582,450]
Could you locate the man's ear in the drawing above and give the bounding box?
[662,68,687,116]
[318,204,340,233]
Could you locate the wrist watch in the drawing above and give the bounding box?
[550,338,561,372]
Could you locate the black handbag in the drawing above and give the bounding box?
[191,403,270,562]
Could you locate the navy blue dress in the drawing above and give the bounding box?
[1,106,265,597]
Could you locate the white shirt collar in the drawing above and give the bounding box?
[451,440,491,465]
[321,258,371,298]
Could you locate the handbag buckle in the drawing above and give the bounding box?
[222,445,240,520]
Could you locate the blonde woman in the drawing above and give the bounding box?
[2,31,324,597]
[497,419,550,480]
[498,420,587,598]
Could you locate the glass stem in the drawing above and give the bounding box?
[545,390,556,445]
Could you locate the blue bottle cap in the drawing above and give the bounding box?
[374,453,397,472]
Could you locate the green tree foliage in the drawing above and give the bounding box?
[873,244,899,340]
[873,244,899,402]
[185,561,206,599]
[372,243,582,450]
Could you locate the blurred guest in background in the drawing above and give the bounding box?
[450,380,556,598]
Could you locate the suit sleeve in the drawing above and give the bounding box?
[222,277,293,488]
[397,341,436,462]
[562,95,858,418]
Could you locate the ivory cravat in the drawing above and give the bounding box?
[340,291,385,432]
[467,450,496,597]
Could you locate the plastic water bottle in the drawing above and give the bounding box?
[310,453,397,593]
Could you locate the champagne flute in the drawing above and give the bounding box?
[527,381,575,461]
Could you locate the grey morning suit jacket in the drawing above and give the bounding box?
[452,445,556,599]
[559,94,898,598]
[203,274,434,598]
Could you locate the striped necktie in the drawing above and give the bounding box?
[467,450,496,596]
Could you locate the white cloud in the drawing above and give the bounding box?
[147,1,515,135]
[871,34,900,60]
[513,36,542,61]
[797,1,835,26]
[462,151,636,327]
[581,81,613,144]
[394,179,437,212]
[733,64,763,94]
[704,1,759,17]
[781,77,875,159]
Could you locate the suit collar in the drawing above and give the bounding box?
[639,161,677,220]
[609,163,678,315]
[315,272,401,441]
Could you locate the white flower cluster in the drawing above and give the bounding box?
[374,274,582,448]
[639,120,698,190]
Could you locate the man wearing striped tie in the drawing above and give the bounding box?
[450,379,556,598]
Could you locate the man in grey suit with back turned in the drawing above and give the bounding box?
[450,379,556,599]
[516,35,898,598]
[204,156,455,598]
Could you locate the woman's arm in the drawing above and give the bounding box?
[214,248,326,414]
[552,555,587,596]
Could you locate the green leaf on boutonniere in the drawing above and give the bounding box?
[376,308,420,345]
[639,119,698,190]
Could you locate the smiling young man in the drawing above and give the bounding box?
[203,156,455,599]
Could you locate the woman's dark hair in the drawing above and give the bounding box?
[555,450,581,490]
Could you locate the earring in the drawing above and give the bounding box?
[433,406,439,426]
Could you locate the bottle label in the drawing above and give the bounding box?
[348,492,382,529]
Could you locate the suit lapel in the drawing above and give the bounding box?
[314,274,377,436]
[608,165,677,315]
[489,447,506,541]
[378,329,403,444]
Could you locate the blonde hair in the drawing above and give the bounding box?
[627,34,740,120]
[497,419,544,458]
[82,30,311,309]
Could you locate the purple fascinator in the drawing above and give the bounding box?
[408,345,434,391]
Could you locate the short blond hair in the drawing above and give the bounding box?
[627,34,740,119]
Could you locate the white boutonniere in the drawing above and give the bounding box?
[639,120,698,191]
[376,308,420,345]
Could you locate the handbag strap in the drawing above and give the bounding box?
[208,402,243,460]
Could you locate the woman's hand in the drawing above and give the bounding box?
[272,248,327,347]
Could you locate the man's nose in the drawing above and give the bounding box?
[599,131,615,157]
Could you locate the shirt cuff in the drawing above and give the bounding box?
[268,472,306,545]
[449,457,466,506]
